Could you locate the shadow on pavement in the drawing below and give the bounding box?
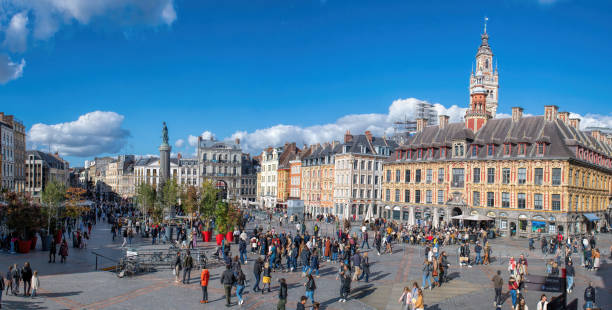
[38,290,82,298]
[2,299,47,309]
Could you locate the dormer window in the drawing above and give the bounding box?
[487,144,494,156]
[428,148,433,158]
[504,143,511,156]
[518,143,526,156]
[471,145,478,157]
[417,149,423,159]
[537,143,545,156]
[453,142,465,158]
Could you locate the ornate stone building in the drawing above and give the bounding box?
[302,142,342,216]
[382,29,611,237]
[25,151,70,202]
[196,137,243,201]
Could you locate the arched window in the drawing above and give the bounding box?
[485,59,489,69]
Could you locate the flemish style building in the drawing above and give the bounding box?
[382,28,611,237]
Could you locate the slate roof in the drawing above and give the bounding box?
[344,134,397,155]
[389,115,612,171]
[27,150,68,170]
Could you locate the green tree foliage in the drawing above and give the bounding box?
[1,192,43,239]
[199,181,220,230]
[41,180,67,231]
[180,185,199,225]
[136,182,156,218]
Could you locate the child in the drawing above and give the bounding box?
[31,271,39,297]
[261,262,272,293]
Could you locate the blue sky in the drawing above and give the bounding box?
[1,0,611,165]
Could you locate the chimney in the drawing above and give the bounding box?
[416,118,427,132]
[177,153,182,160]
[235,138,240,145]
[569,118,581,130]
[558,111,570,124]
[365,130,373,143]
[544,105,558,122]
[591,130,601,141]
[344,130,353,143]
[438,115,449,129]
[511,107,523,122]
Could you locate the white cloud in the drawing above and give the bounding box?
[570,112,612,130]
[28,111,130,157]
[3,11,29,53]
[175,138,185,148]
[0,55,25,84]
[5,0,178,41]
[221,98,466,154]
[188,130,215,147]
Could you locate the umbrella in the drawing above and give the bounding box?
[465,214,493,221]
[451,214,467,220]
[364,205,373,222]
[408,207,415,226]
[343,204,350,220]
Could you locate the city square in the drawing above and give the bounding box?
[1,1,612,310]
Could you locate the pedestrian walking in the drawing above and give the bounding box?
[492,270,503,308]
[583,282,596,310]
[21,262,32,296]
[5,267,12,296]
[359,252,370,282]
[262,262,272,293]
[182,250,193,284]
[49,239,57,263]
[199,265,209,304]
[220,264,237,307]
[0,272,5,307]
[536,294,548,310]
[59,239,68,263]
[236,269,246,305]
[253,257,263,292]
[173,252,182,283]
[277,278,288,310]
[422,259,432,290]
[398,286,412,310]
[297,296,307,310]
[414,288,424,310]
[30,271,39,297]
[11,264,20,295]
[304,274,316,305]
[566,260,575,293]
[508,277,519,308]
[515,298,528,310]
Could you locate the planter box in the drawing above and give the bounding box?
[202,231,211,242]
[225,231,234,243]
[215,234,224,246]
[18,240,31,254]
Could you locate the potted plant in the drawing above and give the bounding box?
[199,181,219,243]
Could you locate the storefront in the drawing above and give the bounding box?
[486,212,497,228]
[548,216,557,234]
[392,206,401,220]
[498,212,508,237]
[531,215,546,234]
[518,214,528,234]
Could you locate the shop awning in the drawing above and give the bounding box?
[583,213,600,222]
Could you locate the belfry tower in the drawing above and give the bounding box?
[469,17,499,118]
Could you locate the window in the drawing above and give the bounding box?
[534,194,543,210]
[353,160,358,169]
[405,169,411,183]
[504,144,511,155]
[569,168,573,185]
[472,145,478,157]
[360,160,365,170]
[452,168,464,187]
[487,144,494,156]
[502,192,510,208]
[415,169,422,183]
[385,189,390,202]
[537,143,545,155]
[426,169,433,183]
[360,175,365,184]
[415,190,421,203]
[487,168,495,184]
[552,168,561,186]
[502,168,510,184]
[518,168,526,184]
[517,193,526,209]
[473,191,480,206]
[437,190,444,204]
[438,168,444,183]
[453,142,465,157]
[353,174,358,184]
[404,190,410,203]
[386,170,391,182]
[487,192,495,207]
[374,189,378,199]
[395,169,401,182]
[360,189,364,198]
[473,167,481,183]
[395,189,400,202]
[374,176,379,185]
[534,168,543,185]
[426,190,432,204]
[519,144,526,155]
[551,194,561,211]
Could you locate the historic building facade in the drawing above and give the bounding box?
[196,137,243,201]
[0,113,25,192]
[302,142,342,216]
[25,151,70,202]
[382,29,611,237]
[333,131,396,221]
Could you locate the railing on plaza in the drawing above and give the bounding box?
[92,251,120,271]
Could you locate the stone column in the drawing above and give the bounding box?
[409,206,415,226]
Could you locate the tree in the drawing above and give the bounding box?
[64,187,88,219]
[180,185,199,226]
[1,192,43,240]
[199,181,220,231]
[136,182,156,220]
[41,180,67,233]
[214,202,240,235]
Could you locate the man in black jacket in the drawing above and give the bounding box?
[584,282,596,309]
[21,262,32,296]
[221,264,236,307]
[253,257,263,292]
[182,250,193,284]
[277,278,288,310]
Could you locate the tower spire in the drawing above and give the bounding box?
[484,16,488,34]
